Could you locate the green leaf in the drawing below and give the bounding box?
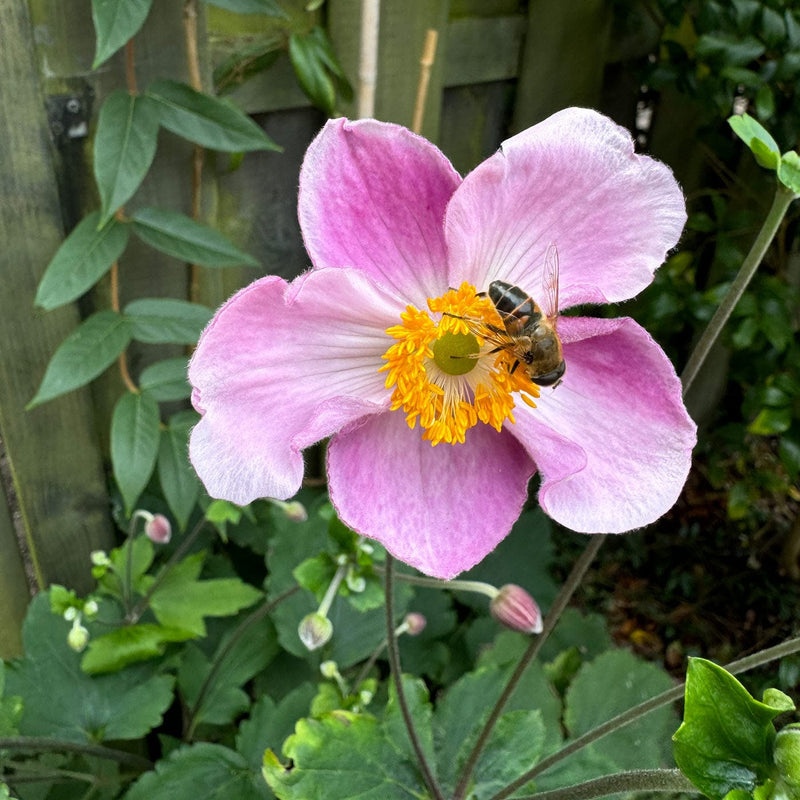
[728,113,780,170]
[264,712,424,799]
[203,0,286,15]
[141,552,262,637]
[748,406,792,435]
[130,206,260,267]
[214,36,282,95]
[158,416,201,530]
[140,357,191,401]
[124,297,213,344]
[98,536,155,601]
[289,31,336,116]
[125,742,269,800]
[673,658,780,800]
[5,593,174,743]
[383,675,436,769]
[35,212,130,310]
[111,391,161,515]
[94,91,160,225]
[146,79,281,152]
[92,0,154,68]
[696,34,765,66]
[779,151,800,195]
[28,310,132,408]
[81,624,194,674]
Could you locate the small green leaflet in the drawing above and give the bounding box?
[123,297,213,344]
[778,151,800,195]
[139,357,192,401]
[28,311,132,408]
[728,113,781,171]
[146,79,281,152]
[81,624,194,675]
[130,206,260,267]
[35,212,129,311]
[92,0,154,69]
[94,91,161,225]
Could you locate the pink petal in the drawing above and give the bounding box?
[327,411,535,579]
[508,316,696,533]
[298,118,462,308]
[188,268,402,505]
[445,107,686,307]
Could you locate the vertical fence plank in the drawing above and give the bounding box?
[0,455,29,658]
[0,0,113,602]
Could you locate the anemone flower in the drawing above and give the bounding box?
[188,107,697,580]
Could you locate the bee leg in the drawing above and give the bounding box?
[509,359,520,375]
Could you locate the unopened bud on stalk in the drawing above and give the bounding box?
[403,613,427,636]
[90,550,111,567]
[269,498,308,522]
[67,619,89,652]
[83,600,99,618]
[298,612,333,651]
[144,513,172,544]
[490,584,543,634]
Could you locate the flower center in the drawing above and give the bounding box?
[379,282,540,446]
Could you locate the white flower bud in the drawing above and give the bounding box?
[298,612,333,651]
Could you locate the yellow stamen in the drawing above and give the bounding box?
[379,282,540,446]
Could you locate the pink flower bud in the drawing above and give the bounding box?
[145,514,172,544]
[490,584,543,634]
[403,613,427,636]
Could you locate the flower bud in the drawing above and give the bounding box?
[320,660,339,679]
[63,607,78,622]
[775,726,800,788]
[282,501,308,523]
[403,613,427,636]
[144,513,172,544]
[345,568,366,593]
[67,620,89,653]
[90,550,110,567]
[298,612,333,651]
[490,584,543,634]
[83,600,99,618]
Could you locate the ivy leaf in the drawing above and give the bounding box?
[81,624,194,674]
[28,311,132,408]
[5,594,174,743]
[35,212,129,310]
[94,91,160,226]
[92,0,154,68]
[673,658,780,800]
[158,414,201,530]
[141,552,262,637]
[124,742,269,800]
[130,206,260,267]
[146,79,281,152]
[111,391,161,516]
[203,0,286,15]
[729,113,781,170]
[123,297,213,344]
[139,357,191,401]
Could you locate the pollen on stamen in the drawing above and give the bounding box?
[379,282,540,446]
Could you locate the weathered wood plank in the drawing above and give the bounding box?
[443,15,524,87]
[0,0,113,598]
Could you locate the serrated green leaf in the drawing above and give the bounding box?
[158,420,201,530]
[139,357,191,401]
[293,555,336,598]
[94,91,160,225]
[383,675,435,768]
[28,310,132,408]
[130,206,260,267]
[141,552,262,637]
[125,742,269,800]
[35,212,129,310]
[779,151,800,195]
[97,535,155,602]
[111,391,161,515]
[81,624,194,674]
[264,712,423,799]
[123,297,213,344]
[146,78,280,152]
[92,0,154,68]
[673,658,780,800]
[728,114,780,170]
[203,0,286,15]
[5,593,174,743]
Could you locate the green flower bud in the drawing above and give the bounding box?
[67,619,89,653]
[775,726,800,789]
[298,612,333,651]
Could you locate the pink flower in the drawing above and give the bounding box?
[188,108,696,580]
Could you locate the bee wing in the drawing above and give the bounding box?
[456,316,516,353]
[540,243,560,326]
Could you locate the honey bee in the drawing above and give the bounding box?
[450,244,565,387]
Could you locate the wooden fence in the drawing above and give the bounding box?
[0,0,681,656]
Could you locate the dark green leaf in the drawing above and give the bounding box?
[696,34,765,66]
[35,212,129,310]
[139,357,191,401]
[124,296,213,343]
[728,114,780,170]
[203,0,286,15]
[125,742,269,800]
[158,419,201,530]
[111,391,161,515]
[82,624,194,674]
[5,593,174,743]
[28,311,132,407]
[289,31,336,115]
[130,206,260,267]
[94,91,160,225]
[92,0,154,68]
[146,79,280,151]
[673,658,780,800]
[98,536,155,601]
[214,36,283,95]
[755,85,776,121]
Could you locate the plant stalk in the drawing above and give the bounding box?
[512,768,695,800]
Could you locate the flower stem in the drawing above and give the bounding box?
[681,182,795,396]
[510,768,695,800]
[374,565,498,599]
[453,534,607,800]
[0,736,152,771]
[384,555,445,800]
[490,633,800,800]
